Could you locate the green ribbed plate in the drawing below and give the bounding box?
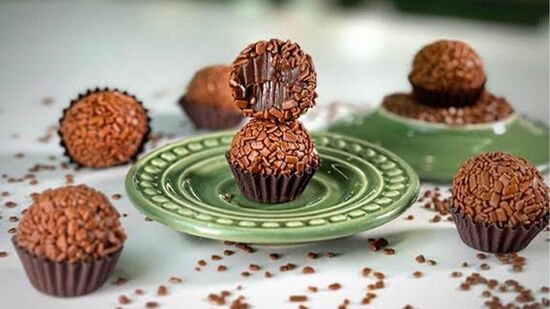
[328,109,549,183]
[125,132,419,244]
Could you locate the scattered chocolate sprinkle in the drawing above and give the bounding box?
[415,255,426,263]
[118,295,131,305]
[280,263,297,272]
[307,286,318,293]
[362,267,372,277]
[405,215,414,220]
[268,253,280,260]
[235,243,255,253]
[224,250,234,256]
[369,238,389,251]
[134,289,144,295]
[0,252,7,258]
[114,277,128,285]
[451,271,463,278]
[241,271,250,277]
[112,194,122,200]
[328,283,341,290]
[374,272,385,280]
[382,248,395,255]
[198,260,207,267]
[169,277,182,284]
[157,285,168,296]
[4,201,17,208]
[480,263,491,270]
[541,286,550,293]
[145,301,158,308]
[217,265,227,272]
[302,266,315,274]
[289,295,308,302]
[248,264,260,271]
[264,271,272,278]
[413,271,423,278]
[306,252,318,259]
[427,260,437,266]
[212,255,222,261]
[325,252,338,258]
[476,253,487,260]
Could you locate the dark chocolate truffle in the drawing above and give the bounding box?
[382,91,514,125]
[16,185,126,263]
[229,39,317,122]
[228,119,319,176]
[452,152,548,227]
[59,89,149,168]
[409,40,485,107]
[180,65,243,129]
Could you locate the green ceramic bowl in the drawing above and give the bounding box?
[328,108,549,183]
[125,131,419,244]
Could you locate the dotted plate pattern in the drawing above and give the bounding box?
[125,131,420,244]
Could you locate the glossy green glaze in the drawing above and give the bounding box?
[125,131,419,244]
[328,108,549,183]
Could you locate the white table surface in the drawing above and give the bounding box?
[0,1,548,308]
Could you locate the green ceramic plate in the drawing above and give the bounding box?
[125,132,419,244]
[328,108,549,183]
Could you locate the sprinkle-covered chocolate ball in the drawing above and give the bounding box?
[59,89,149,168]
[16,185,126,263]
[230,39,317,122]
[410,40,485,92]
[185,65,237,111]
[228,119,319,175]
[452,152,549,227]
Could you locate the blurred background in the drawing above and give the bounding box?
[0,0,548,134]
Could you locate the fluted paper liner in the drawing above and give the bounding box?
[410,77,485,107]
[58,87,151,168]
[227,154,319,204]
[179,96,243,130]
[451,208,549,253]
[12,237,122,297]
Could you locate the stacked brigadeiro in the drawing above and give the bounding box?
[59,88,150,168]
[382,40,514,125]
[226,39,320,203]
[179,65,244,129]
[13,185,126,296]
[451,152,549,253]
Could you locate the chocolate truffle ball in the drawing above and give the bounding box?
[382,91,514,125]
[180,65,243,129]
[59,89,149,168]
[185,65,236,110]
[452,152,549,227]
[409,40,485,106]
[16,185,126,263]
[228,119,319,175]
[230,39,317,122]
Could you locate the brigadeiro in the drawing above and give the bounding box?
[59,88,150,168]
[13,185,126,297]
[409,40,486,107]
[227,119,319,203]
[229,39,317,122]
[179,65,243,129]
[381,91,514,125]
[451,152,549,253]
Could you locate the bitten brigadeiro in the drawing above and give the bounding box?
[13,185,126,297]
[229,39,317,122]
[451,152,549,253]
[227,39,320,203]
[180,65,243,129]
[59,88,150,168]
[409,40,486,107]
[228,119,319,203]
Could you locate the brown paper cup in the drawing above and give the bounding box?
[451,208,549,254]
[58,87,151,168]
[12,237,122,297]
[410,77,485,107]
[179,96,243,130]
[227,155,319,204]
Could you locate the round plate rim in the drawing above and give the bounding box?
[125,131,420,244]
